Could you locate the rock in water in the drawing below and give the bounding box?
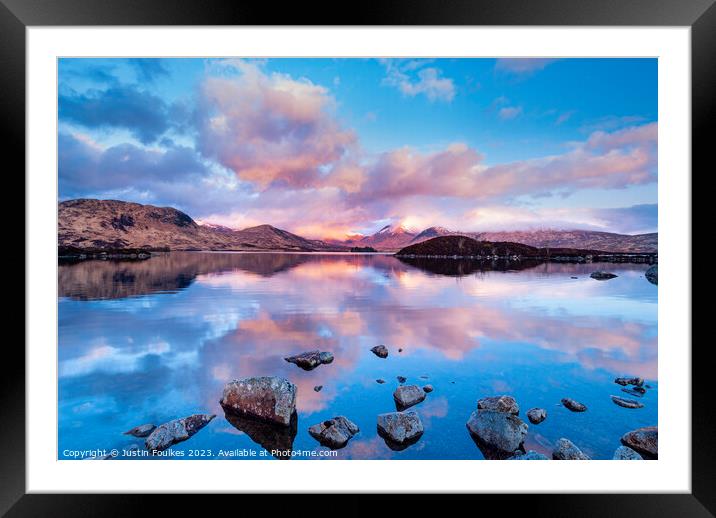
[377,411,424,448]
[145,414,215,452]
[308,416,359,449]
[611,395,644,409]
[508,450,549,460]
[614,376,644,387]
[527,408,547,424]
[284,350,333,370]
[397,376,407,383]
[393,385,426,410]
[561,398,587,412]
[645,265,658,285]
[314,385,323,392]
[590,271,618,280]
[123,423,156,438]
[371,345,389,358]
[466,410,528,454]
[376,378,386,384]
[613,446,643,460]
[621,426,658,459]
[423,385,434,393]
[220,376,297,426]
[477,395,519,415]
[552,438,590,460]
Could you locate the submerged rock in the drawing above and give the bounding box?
[611,395,644,409]
[621,426,658,459]
[145,414,215,452]
[224,410,297,460]
[371,345,389,358]
[397,376,407,383]
[645,265,658,285]
[466,410,528,455]
[123,423,156,438]
[613,445,643,460]
[621,387,646,398]
[615,376,644,387]
[508,450,549,460]
[284,350,333,370]
[377,411,424,449]
[477,395,519,415]
[393,385,426,410]
[308,416,359,449]
[314,385,323,392]
[527,408,547,424]
[552,438,590,460]
[590,271,618,280]
[561,398,587,412]
[423,384,434,393]
[220,376,297,426]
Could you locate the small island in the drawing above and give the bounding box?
[350,246,377,253]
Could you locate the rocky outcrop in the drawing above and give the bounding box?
[552,438,590,460]
[393,385,426,410]
[377,411,424,450]
[527,408,547,424]
[561,398,587,412]
[224,410,297,459]
[220,376,297,426]
[615,376,644,387]
[284,350,334,371]
[611,395,644,409]
[590,271,618,280]
[308,416,360,449]
[466,410,528,455]
[477,395,519,415]
[621,426,658,459]
[145,414,215,452]
[613,445,643,460]
[645,265,658,285]
[508,450,549,460]
[123,423,156,438]
[371,345,389,358]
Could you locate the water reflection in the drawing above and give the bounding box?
[58,252,657,460]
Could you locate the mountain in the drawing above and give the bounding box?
[409,226,458,243]
[470,230,657,254]
[58,199,343,252]
[343,224,417,251]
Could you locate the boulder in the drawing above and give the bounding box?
[466,410,528,454]
[220,376,297,426]
[552,438,590,460]
[284,350,333,370]
[397,376,407,383]
[314,385,323,392]
[614,376,644,387]
[123,423,156,438]
[508,450,549,460]
[621,426,658,459]
[645,265,658,285]
[561,398,587,412]
[308,416,360,449]
[611,395,644,409]
[477,395,519,415]
[376,378,386,384]
[527,408,547,424]
[371,345,389,358]
[377,411,424,448]
[590,271,618,280]
[613,445,643,460]
[224,410,297,460]
[393,385,426,410]
[145,414,215,452]
[423,384,434,393]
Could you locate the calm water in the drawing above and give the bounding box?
[58,252,657,460]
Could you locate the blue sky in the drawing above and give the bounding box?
[58,58,657,238]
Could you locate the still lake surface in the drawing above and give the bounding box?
[58,252,657,460]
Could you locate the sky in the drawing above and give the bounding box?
[58,58,657,239]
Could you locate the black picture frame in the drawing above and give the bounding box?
[5,0,709,514]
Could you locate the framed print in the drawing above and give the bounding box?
[6,0,711,514]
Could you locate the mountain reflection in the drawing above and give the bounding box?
[397,257,544,276]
